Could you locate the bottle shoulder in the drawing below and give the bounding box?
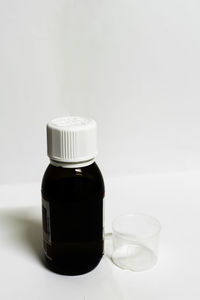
[41,162,105,198]
[42,162,103,180]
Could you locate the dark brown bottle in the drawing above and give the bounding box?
[41,117,105,275]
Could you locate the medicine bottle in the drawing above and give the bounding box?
[41,116,105,275]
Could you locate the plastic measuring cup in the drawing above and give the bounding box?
[105,213,161,271]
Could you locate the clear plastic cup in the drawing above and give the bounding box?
[105,213,161,271]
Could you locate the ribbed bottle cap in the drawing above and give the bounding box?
[47,116,98,162]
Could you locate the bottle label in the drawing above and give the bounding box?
[42,197,52,260]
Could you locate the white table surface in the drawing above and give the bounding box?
[0,171,199,300]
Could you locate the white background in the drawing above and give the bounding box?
[1,2,200,298]
[1,0,200,184]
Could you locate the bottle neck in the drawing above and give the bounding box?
[50,158,95,168]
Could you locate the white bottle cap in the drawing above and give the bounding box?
[47,116,98,163]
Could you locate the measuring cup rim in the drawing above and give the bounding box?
[111,213,161,240]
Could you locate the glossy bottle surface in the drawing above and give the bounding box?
[41,162,104,275]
